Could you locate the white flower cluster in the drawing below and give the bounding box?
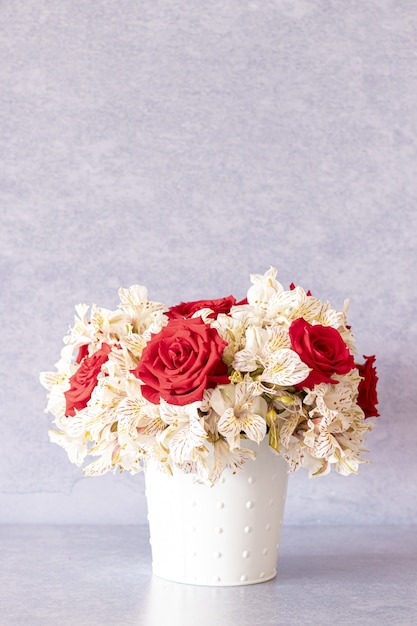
[40,268,374,484]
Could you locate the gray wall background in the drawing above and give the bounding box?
[1,0,416,526]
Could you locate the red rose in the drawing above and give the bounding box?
[64,343,111,416]
[357,355,379,418]
[167,295,237,320]
[289,318,355,389]
[132,317,229,405]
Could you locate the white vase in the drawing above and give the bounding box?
[144,438,289,586]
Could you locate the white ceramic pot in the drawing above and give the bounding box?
[145,438,288,586]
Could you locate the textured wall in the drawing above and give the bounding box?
[1,0,416,525]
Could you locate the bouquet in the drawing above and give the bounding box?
[40,268,379,485]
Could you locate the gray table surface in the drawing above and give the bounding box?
[1,524,416,626]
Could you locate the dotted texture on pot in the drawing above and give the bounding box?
[144,438,289,586]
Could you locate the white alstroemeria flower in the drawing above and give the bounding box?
[118,439,145,473]
[117,380,168,453]
[260,348,311,388]
[304,384,340,425]
[119,333,148,361]
[173,456,209,485]
[285,372,374,476]
[166,421,208,467]
[247,267,284,308]
[40,371,69,420]
[233,325,310,390]
[314,302,344,329]
[315,299,357,353]
[64,303,93,346]
[232,325,267,372]
[311,425,341,459]
[156,402,208,466]
[301,399,346,462]
[89,304,127,337]
[304,371,361,421]
[266,287,323,326]
[83,436,120,477]
[143,310,168,340]
[280,433,308,473]
[211,382,267,450]
[332,452,361,476]
[118,284,150,309]
[63,303,131,360]
[117,396,166,439]
[77,405,116,443]
[204,438,256,486]
[335,409,373,446]
[279,411,306,450]
[283,442,329,477]
[265,325,291,351]
[212,313,248,366]
[55,412,91,440]
[117,284,167,335]
[49,429,87,467]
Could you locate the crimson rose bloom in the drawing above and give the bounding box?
[132,317,230,405]
[167,295,237,320]
[289,318,355,389]
[357,355,379,418]
[64,343,111,416]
